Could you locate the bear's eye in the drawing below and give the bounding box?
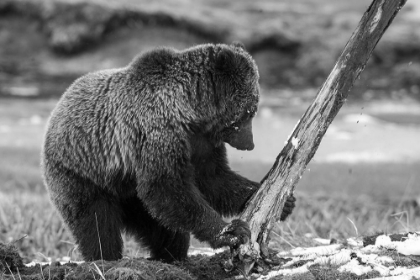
[245,107,257,119]
[246,110,256,118]
[225,107,256,129]
[226,121,240,129]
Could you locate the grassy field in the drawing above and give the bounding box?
[1,190,419,263]
[0,98,419,263]
[1,0,420,267]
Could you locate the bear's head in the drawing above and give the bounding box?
[214,43,260,151]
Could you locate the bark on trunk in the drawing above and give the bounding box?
[238,0,408,263]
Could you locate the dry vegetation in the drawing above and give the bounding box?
[0,0,419,279]
[1,191,419,264]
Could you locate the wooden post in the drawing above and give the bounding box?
[237,0,408,267]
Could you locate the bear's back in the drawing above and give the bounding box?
[43,67,141,186]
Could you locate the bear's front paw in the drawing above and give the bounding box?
[280,193,296,221]
[213,219,251,249]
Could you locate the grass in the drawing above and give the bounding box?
[0,98,419,263]
[231,161,420,200]
[0,3,419,279]
[2,155,418,263]
[0,190,419,263]
[0,192,148,263]
[0,193,70,262]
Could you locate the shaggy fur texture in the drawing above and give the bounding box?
[42,43,295,262]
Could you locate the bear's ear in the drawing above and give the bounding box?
[232,41,246,50]
[215,48,236,73]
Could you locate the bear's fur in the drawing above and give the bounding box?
[42,43,294,262]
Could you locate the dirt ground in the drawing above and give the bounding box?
[0,243,239,280]
[2,233,419,280]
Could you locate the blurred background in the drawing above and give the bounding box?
[0,0,419,261]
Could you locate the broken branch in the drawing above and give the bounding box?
[238,0,408,267]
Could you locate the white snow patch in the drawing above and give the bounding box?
[390,266,420,277]
[347,237,363,247]
[375,235,395,249]
[26,260,84,267]
[396,236,420,255]
[376,233,420,255]
[257,262,312,279]
[266,233,420,280]
[360,244,381,254]
[397,233,420,255]
[188,247,222,256]
[338,259,373,276]
[278,244,342,258]
[291,137,300,149]
[313,249,352,266]
[357,252,394,266]
[313,238,331,245]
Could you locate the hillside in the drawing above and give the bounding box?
[1,0,420,101]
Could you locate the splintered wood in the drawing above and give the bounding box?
[239,0,408,259]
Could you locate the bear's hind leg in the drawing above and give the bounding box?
[45,163,124,261]
[122,197,190,262]
[146,229,190,263]
[70,197,124,261]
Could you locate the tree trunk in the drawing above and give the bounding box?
[238,0,408,265]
